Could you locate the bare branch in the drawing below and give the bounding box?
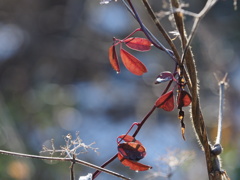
[0,149,131,180]
[121,0,177,62]
[70,155,76,180]
[141,0,181,63]
[181,0,218,65]
[215,73,228,145]
[169,1,230,180]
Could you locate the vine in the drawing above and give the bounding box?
[0,1,234,180]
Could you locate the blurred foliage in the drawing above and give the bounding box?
[0,0,239,180]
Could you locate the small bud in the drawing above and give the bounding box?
[211,144,223,155]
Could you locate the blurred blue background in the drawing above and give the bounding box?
[0,0,239,179]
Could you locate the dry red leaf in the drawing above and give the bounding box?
[124,37,152,52]
[155,90,174,111]
[118,142,146,161]
[120,48,147,76]
[117,135,145,160]
[117,135,151,171]
[118,153,152,171]
[155,71,174,84]
[109,45,120,73]
[177,90,192,108]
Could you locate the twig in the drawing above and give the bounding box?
[92,154,118,179]
[170,0,227,180]
[0,150,131,180]
[132,105,156,137]
[170,0,205,146]
[155,8,199,20]
[215,74,228,145]
[141,0,181,63]
[181,0,218,65]
[93,105,157,179]
[141,0,192,90]
[209,74,228,180]
[121,0,177,62]
[70,155,76,180]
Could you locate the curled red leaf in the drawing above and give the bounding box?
[155,71,174,84]
[124,37,152,52]
[117,135,144,158]
[118,153,152,171]
[120,48,147,76]
[109,45,120,73]
[118,142,146,161]
[155,90,174,111]
[117,135,152,171]
[177,90,192,108]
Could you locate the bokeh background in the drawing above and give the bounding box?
[0,0,239,179]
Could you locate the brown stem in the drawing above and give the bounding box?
[93,105,157,179]
[215,74,227,145]
[170,0,225,180]
[70,155,76,180]
[92,154,118,179]
[121,0,177,61]
[0,150,130,180]
[141,0,181,63]
[141,0,192,91]
[132,105,156,137]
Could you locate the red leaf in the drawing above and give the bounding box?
[120,48,147,76]
[109,45,120,73]
[177,90,192,108]
[155,71,174,84]
[118,142,146,161]
[155,90,174,111]
[124,37,152,52]
[118,153,152,171]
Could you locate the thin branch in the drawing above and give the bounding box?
[93,78,177,179]
[215,74,228,145]
[92,154,118,179]
[70,155,76,180]
[170,0,227,180]
[0,150,131,180]
[181,0,218,64]
[156,8,198,19]
[132,105,156,137]
[141,0,192,90]
[170,0,205,145]
[121,0,177,62]
[141,0,181,63]
[93,105,157,179]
